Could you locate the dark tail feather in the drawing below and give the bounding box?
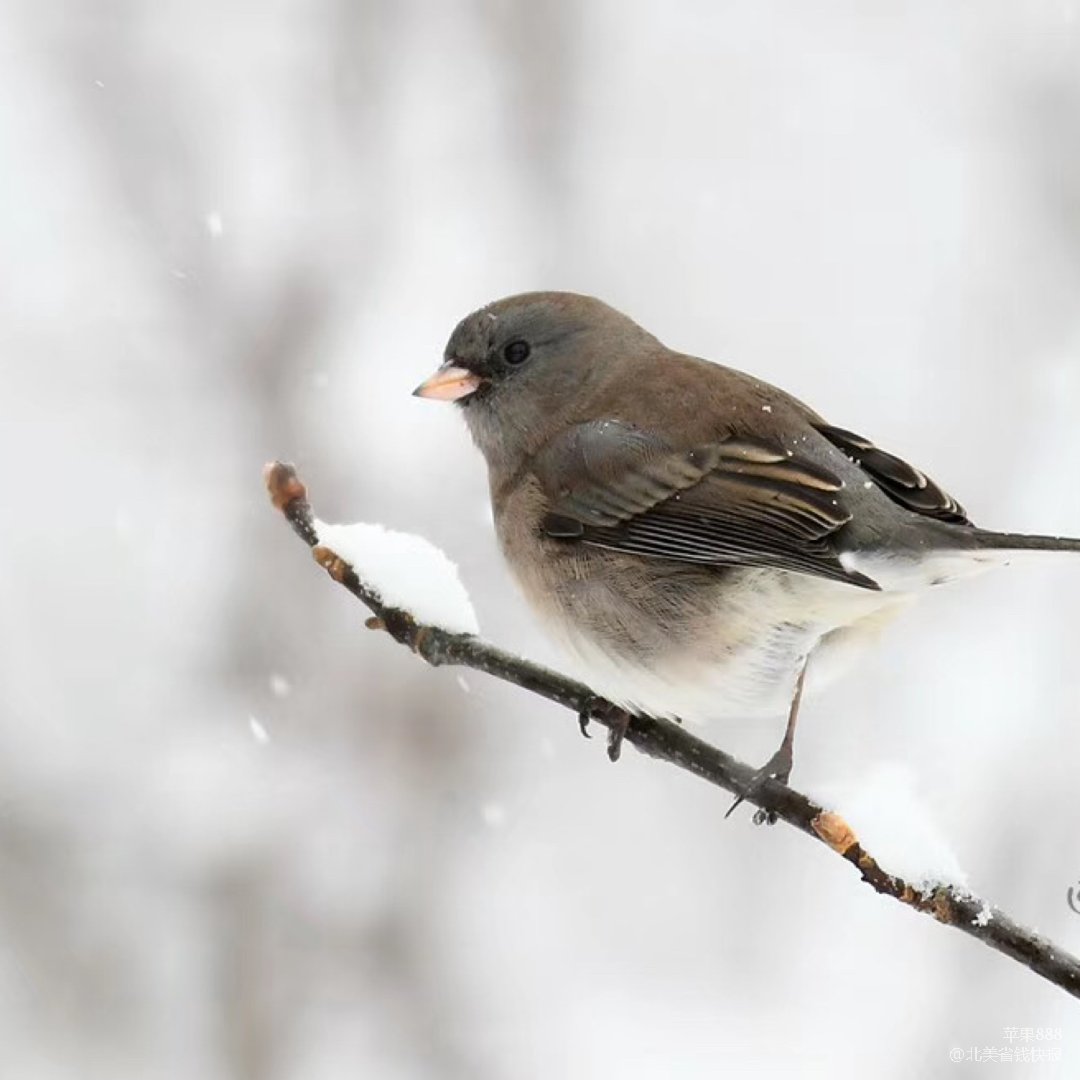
[971,529,1080,555]
[843,524,1080,590]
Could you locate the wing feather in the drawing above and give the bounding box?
[815,423,970,525]
[531,420,879,590]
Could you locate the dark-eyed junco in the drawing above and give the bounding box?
[414,292,1080,806]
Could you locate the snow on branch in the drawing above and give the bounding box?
[264,461,1080,1001]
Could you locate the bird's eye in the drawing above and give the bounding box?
[502,339,531,365]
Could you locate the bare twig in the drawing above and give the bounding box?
[265,461,1080,1001]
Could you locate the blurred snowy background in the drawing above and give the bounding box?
[3,1,1080,1077]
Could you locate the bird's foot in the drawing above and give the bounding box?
[724,744,793,826]
[577,698,633,762]
[577,705,594,740]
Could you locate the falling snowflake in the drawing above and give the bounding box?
[269,673,291,698]
[248,715,270,745]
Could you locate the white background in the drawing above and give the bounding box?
[2,1,1079,1077]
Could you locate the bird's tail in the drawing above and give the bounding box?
[846,526,1080,592]
[969,529,1080,556]
[912,528,1080,590]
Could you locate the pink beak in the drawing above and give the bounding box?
[412,363,483,402]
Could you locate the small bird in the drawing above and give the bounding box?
[414,292,1080,812]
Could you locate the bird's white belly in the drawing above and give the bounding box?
[548,569,914,725]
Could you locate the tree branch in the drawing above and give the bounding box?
[265,461,1080,1001]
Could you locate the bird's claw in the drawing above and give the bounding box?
[724,745,793,825]
[605,708,631,762]
[577,698,632,762]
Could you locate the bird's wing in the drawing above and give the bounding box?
[531,420,880,590]
[813,423,971,526]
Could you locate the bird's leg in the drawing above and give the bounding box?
[725,661,808,825]
[577,697,633,762]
